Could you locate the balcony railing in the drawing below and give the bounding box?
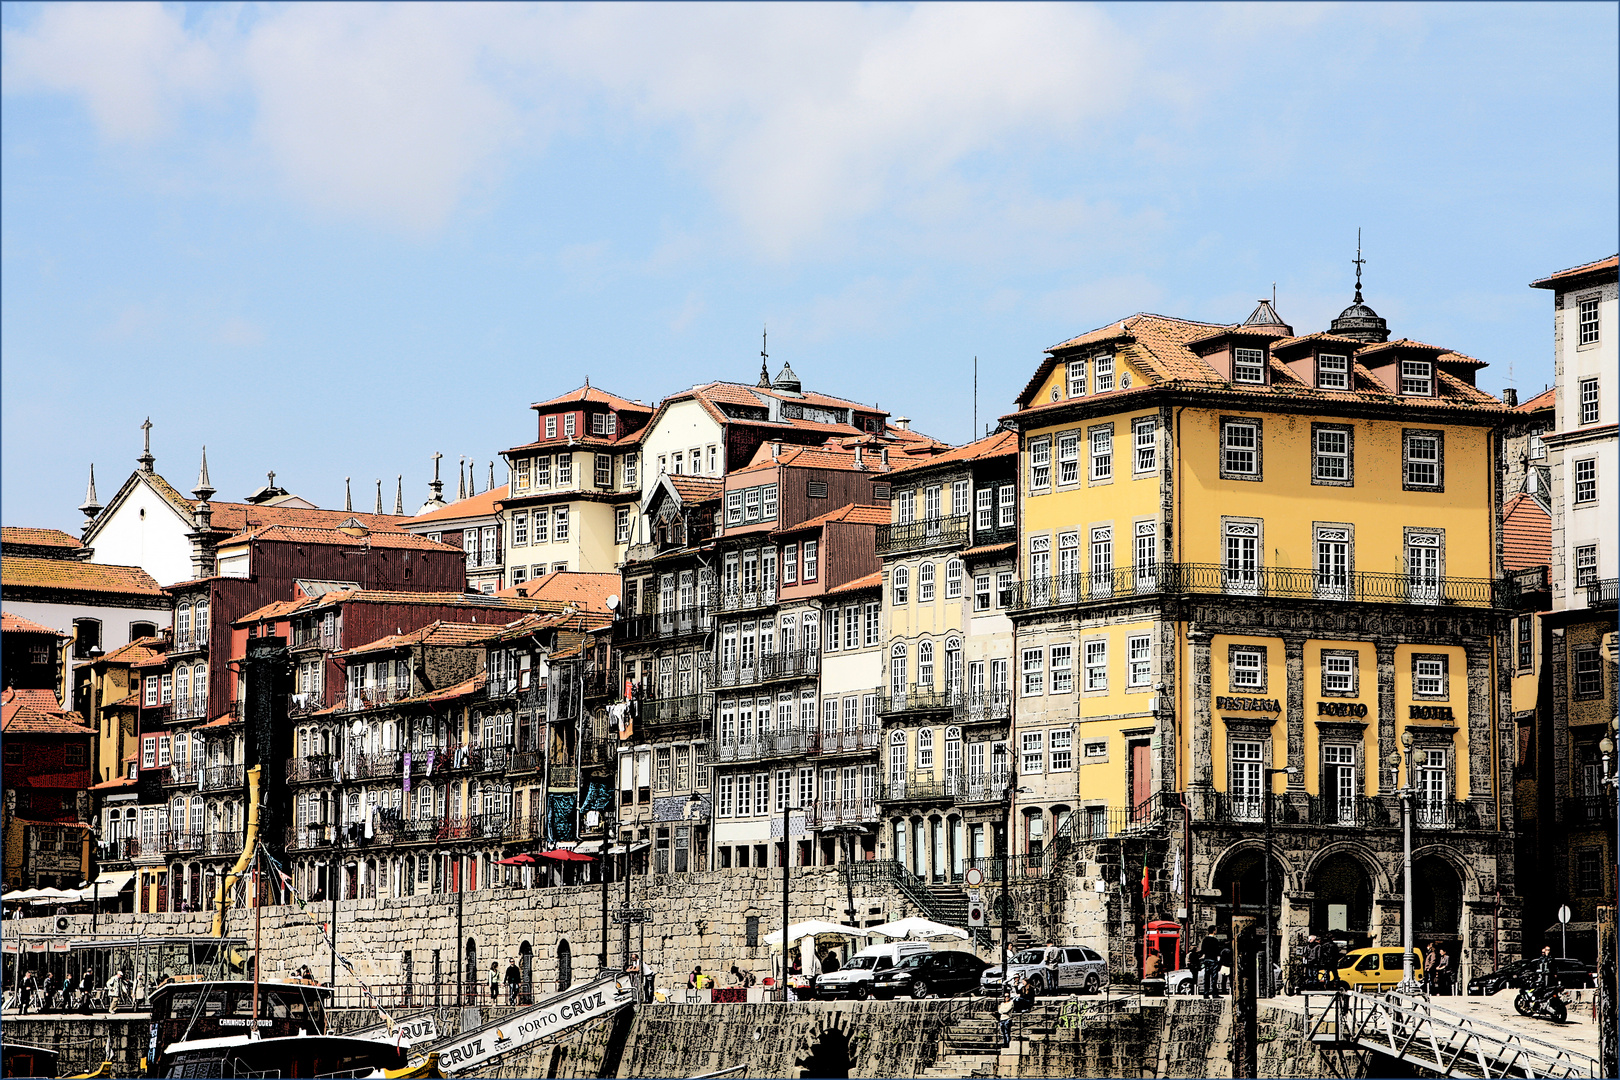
[344,683,413,712]
[172,697,210,721]
[205,830,239,856]
[879,687,963,715]
[717,586,777,613]
[201,764,244,792]
[97,837,141,862]
[812,727,883,755]
[1566,795,1617,826]
[1586,578,1619,609]
[963,691,1012,723]
[1206,792,1479,830]
[876,515,969,555]
[718,649,820,688]
[810,799,879,826]
[165,763,200,787]
[170,635,208,656]
[963,854,1048,880]
[881,771,967,803]
[510,751,541,775]
[640,694,713,725]
[160,831,204,854]
[1009,562,1502,612]
[952,776,1010,805]
[972,523,1018,549]
[287,755,333,783]
[619,607,714,643]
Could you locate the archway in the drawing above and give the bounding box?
[796,1021,856,1078]
[519,941,534,1004]
[1411,854,1463,966]
[557,939,572,992]
[1210,846,1288,960]
[1308,852,1374,949]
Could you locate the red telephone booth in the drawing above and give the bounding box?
[1143,920,1182,973]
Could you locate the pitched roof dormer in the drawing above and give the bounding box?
[1269,333,1365,390]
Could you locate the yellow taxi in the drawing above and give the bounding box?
[1337,947,1424,992]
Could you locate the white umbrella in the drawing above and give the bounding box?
[866,916,970,940]
[761,920,871,949]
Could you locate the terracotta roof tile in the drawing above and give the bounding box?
[3,688,62,711]
[398,672,486,705]
[192,498,410,538]
[339,620,502,657]
[1514,387,1556,414]
[885,430,1016,475]
[667,476,724,503]
[732,444,893,477]
[530,384,653,413]
[98,637,164,665]
[496,571,621,614]
[961,542,1016,559]
[2,556,164,597]
[236,597,318,624]
[410,486,508,525]
[1530,255,1619,288]
[1502,493,1552,572]
[1,527,84,551]
[1,691,90,735]
[1,611,64,636]
[90,773,138,792]
[215,524,460,552]
[823,569,882,596]
[774,503,889,535]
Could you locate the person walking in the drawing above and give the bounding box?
[1142,947,1163,981]
[504,958,521,1005]
[1199,937,1222,999]
[997,993,1015,1048]
[1422,943,1438,994]
[19,970,36,1015]
[488,961,500,1006]
[1433,949,1452,996]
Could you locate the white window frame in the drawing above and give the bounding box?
[1021,731,1045,775]
[1057,432,1079,485]
[945,559,964,599]
[1232,347,1266,384]
[1083,640,1107,692]
[1067,358,1087,398]
[1580,378,1600,425]
[1127,634,1152,687]
[1400,359,1434,396]
[1230,648,1264,690]
[1222,420,1260,477]
[1316,353,1349,390]
[1133,417,1157,474]
[1090,425,1113,482]
[1049,729,1073,772]
[1403,431,1442,489]
[1578,296,1600,345]
[1095,353,1114,392]
[1020,648,1044,697]
[1029,437,1051,490]
[1049,644,1073,693]
[1575,458,1597,504]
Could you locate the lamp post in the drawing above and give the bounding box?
[599,811,614,971]
[999,774,1032,985]
[1262,766,1298,998]
[1386,730,1420,995]
[779,797,804,1002]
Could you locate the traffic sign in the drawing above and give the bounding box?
[967,902,985,927]
[964,867,985,888]
[966,888,983,904]
[613,906,651,924]
[1557,904,1572,925]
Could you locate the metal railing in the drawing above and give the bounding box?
[963,691,1012,723]
[639,694,713,725]
[165,762,200,787]
[97,837,141,861]
[619,607,714,642]
[879,687,964,715]
[963,854,1047,880]
[1204,792,1477,830]
[172,697,209,720]
[811,799,880,826]
[876,515,969,554]
[1009,562,1502,612]
[717,586,777,613]
[205,830,238,856]
[343,683,413,712]
[510,751,541,775]
[812,727,883,755]
[1565,795,1616,826]
[716,730,812,762]
[952,777,1010,804]
[882,771,969,802]
[160,831,204,854]
[972,523,1018,549]
[1586,577,1619,609]
[201,764,244,792]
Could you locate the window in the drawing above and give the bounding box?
[515,458,531,489]
[656,748,671,792]
[893,566,910,604]
[917,729,934,770]
[1516,617,1533,670]
[1528,427,1545,459]
[726,492,743,524]
[533,507,549,544]
[72,617,101,659]
[1050,730,1072,772]
[1029,437,1051,490]
[924,485,942,520]
[1090,526,1112,593]
[1021,648,1044,696]
[512,566,527,587]
[595,455,612,488]
[1057,433,1079,485]
[782,543,798,584]
[845,606,861,650]
[556,453,572,484]
[919,563,935,602]
[545,416,557,439]
[144,676,159,707]
[536,455,551,486]
[591,412,607,435]
[564,413,576,439]
[945,559,963,599]
[1316,353,1349,390]
[553,506,569,542]
[1133,417,1157,474]
[1090,425,1113,481]
[161,673,172,703]
[1084,640,1107,691]
[864,602,881,647]
[918,641,935,688]
[513,511,528,546]
[1407,531,1442,602]
[1403,431,1442,489]
[974,573,991,611]
[1400,360,1433,395]
[482,526,497,566]
[1083,740,1108,762]
[1579,296,1600,345]
[744,488,761,521]
[1580,378,1600,424]
[718,775,734,817]
[802,541,818,581]
[1049,644,1073,693]
[1127,634,1151,687]
[615,507,631,544]
[1575,647,1602,697]
[142,735,157,768]
[951,479,970,517]
[1575,458,1597,504]
[996,571,1013,608]
[1575,545,1597,587]
[998,485,1015,528]
[1322,651,1357,694]
[1233,347,1266,384]
[1315,525,1352,599]
[707,446,718,473]
[606,413,618,436]
[1229,740,1263,819]
[1313,425,1352,484]
[1414,655,1447,697]
[762,485,778,520]
[1134,520,1157,591]
[157,736,171,767]
[975,489,993,530]
[1095,353,1114,392]
[1067,358,1087,397]
[1222,419,1260,478]
[1577,848,1603,894]
[1021,731,1044,775]
[1230,647,1264,690]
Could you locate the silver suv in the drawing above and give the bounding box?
[980,945,1108,996]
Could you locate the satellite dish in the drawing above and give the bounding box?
[605,594,620,611]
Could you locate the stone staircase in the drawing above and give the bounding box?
[921,1000,1076,1078]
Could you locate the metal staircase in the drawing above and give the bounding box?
[1302,991,1601,1079]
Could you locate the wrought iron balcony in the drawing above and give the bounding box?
[509,751,541,775]
[880,771,967,803]
[343,683,414,713]
[717,649,819,688]
[952,777,1010,805]
[878,686,963,716]
[971,523,1018,549]
[1565,795,1615,826]
[962,691,1012,723]
[205,830,239,856]
[201,764,244,792]
[1586,578,1619,609]
[165,763,200,787]
[160,831,204,854]
[639,694,713,726]
[619,606,714,643]
[812,727,883,755]
[717,586,777,613]
[98,837,141,862]
[810,798,879,827]
[876,515,969,555]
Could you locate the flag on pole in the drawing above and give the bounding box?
[1141,862,1150,899]
[1171,849,1183,897]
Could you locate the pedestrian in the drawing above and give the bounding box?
[1433,949,1452,996]
[1143,947,1163,981]
[19,970,36,1014]
[729,964,756,988]
[40,971,56,1012]
[687,966,703,989]
[78,970,96,1014]
[997,993,1015,1048]
[105,969,126,1012]
[1042,941,1061,968]
[504,958,521,1005]
[820,949,840,974]
[1012,973,1035,1012]
[1218,944,1233,995]
[642,957,658,1004]
[1422,943,1437,994]
[488,962,500,1005]
[1199,937,1222,999]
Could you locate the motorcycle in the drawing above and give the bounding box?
[1513,983,1567,1023]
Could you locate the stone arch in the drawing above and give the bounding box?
[1301,840,1392,899]
[1206,841,1290,938]
[556,938,572,991]
[1204,838,1299,894]
[1407,842,1479,902]
[519,941,534,1004]
[793,1017,859,1079]
[1305,851,1377,944]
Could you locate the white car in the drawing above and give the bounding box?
[980,946,1108,996]
[814,942,932,1000]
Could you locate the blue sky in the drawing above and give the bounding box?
[3,2,1616,532]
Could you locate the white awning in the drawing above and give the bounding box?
[572,841,604,854]
[78,870,136,897]
[605,841,651,855]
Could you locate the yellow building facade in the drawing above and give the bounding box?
[1007,296,1516,983]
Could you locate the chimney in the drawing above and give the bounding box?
[1502,388,1518,407]
[771,441,781,460]
[893,417,910,431]
[853,446,865,470]
[880,447,888,467]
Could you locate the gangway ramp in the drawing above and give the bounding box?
[1301,990,1600,1079]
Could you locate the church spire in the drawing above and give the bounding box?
[458,458,466,501]
[757,325,771,387]
[138,417,155,474]
[375,480,383,515]
[1352,227,1366,304]
[345,477,353,512]
[395,475,404,515]
[488,461,495,492]
[79,464,102,521]
[192,447,215,502]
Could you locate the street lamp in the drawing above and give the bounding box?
[1000,776,1033,984]
[1262,765,1298,999]
[1386,730,1420,995]
[599,811,615,971]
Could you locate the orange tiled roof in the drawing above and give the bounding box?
[236,597,318,624]
[823,570,882,596]
[530,384,653,413]
[91,773,137,792]
[411,485,509,525]
[667,476,724,503]
[98,637,164,666]
[497,571,621,614]
[2,556,164,597]
[338,620,503,657]
[885,430,1016,474]
[1,611,64,636]
[1514,387,1556,414]
[1503,493,1552,572]
[1,527,84,551]
[961,541,1016,559]
[1530,255,1619,289]
[732,443,894,477]
[775,503,890,535]
[396,672,486,706]
[1,691,90,735]
[3,688,61,711]
[216,524,460,552]
[127,473,410,536]
[297,588,568,616]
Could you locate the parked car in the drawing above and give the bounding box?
[1334,947,1424,993]
[1467,957,1595,996]
[813,942,933,1000]
[1167,962,1284,995]
[979,946,1108,996]
[871,950,988,999]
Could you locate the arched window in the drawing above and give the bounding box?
[918,641,935,689]
[176,667,191,716]
[945,637,963,697]
[72,617,101,659]
[176,604,192,645]
[945,559,964,598]
[193,663,207,716]
[918,728,935,770]
[465,938,479,1004]
[170,797,185,836]
[189,796,203,838]
[889,643,907,696]
[195,601,209,643]
[919,562,936,602]
[556,939,573,991]
[888,731,907,785]
[893,566,910,605]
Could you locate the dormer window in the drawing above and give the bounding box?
[1233,348,1266,384]
[1095,354,1115,392]
[1067,359,1087,398]
[1316,353,1349,390]
[1400,360,1433,396]
[591,412,607,435]
[546,416,557,439]
[564,414,577,438]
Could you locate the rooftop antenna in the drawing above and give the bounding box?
[1352,228,1366,304]
[973,356,978,445]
